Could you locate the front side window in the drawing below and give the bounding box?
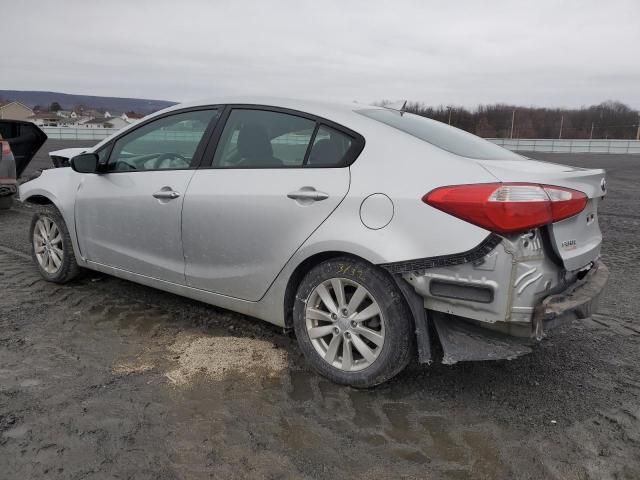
[213,109,315,168]
[107,109,218,171]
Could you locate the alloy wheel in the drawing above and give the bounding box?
[33,216,64,274]
[305,278,385,372]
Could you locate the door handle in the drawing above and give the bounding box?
[153,189,181,200]
[287,187,329,202]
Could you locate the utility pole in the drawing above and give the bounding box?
[510,110,515,139]
[590,122,594,140]
[637,114,640,141]
[559,115,564,139]
[447,106,452,125]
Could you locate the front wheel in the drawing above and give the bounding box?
[30,208,81,283]
[293,257,415,387]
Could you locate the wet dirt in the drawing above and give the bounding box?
[1,150,639,479]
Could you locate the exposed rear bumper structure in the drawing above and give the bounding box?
[431,260,608,364]
[392,234,609,365]
[531,259,609,340]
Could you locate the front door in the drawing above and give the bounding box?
[75,108,219,283]
[182,107,359,301]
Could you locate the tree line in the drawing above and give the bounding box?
[378,100,640,139]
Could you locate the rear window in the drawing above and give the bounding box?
[356,108,522,160]
[307,126,353,167]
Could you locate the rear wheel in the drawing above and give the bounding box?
[293,257,414,387]
[30,208,81,283]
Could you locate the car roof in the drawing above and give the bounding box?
[163,96,381,121]
[89,96,387,152]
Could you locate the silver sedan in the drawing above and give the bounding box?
[20,97,608,386]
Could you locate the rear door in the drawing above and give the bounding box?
[75,108,219,283]
[182,107,362,301]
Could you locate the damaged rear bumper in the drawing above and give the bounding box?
[531,259,609,340]
[395,257,609,365]
[433,259,608,364]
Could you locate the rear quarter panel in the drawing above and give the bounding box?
[302,121,499,264]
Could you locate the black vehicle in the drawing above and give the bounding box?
[0,120,47,209]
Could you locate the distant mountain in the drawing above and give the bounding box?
[0,90,176,114]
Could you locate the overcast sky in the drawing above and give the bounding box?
[2,0,639,108]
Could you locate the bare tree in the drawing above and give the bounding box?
[392,100,639,139]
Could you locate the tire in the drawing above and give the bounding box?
[0,195,13,210]
[30,207,81,283]
[293,256,415,388]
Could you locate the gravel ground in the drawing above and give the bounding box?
[1,144,639,479]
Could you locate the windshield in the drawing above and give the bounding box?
[356,108,523,160]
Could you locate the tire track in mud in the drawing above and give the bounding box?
[530,404,640,480]
[0,250,531,478]
[1,251,640,479]
[0,250,293,479]
[0,245,30,260]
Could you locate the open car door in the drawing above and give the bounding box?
[0,120,47,177]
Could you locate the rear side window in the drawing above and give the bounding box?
[306,126,353,167]
[356,108,522,160]
[213,109,315,168]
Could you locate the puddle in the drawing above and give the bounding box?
[383,402,422,443]
[279,417,321,450]
[87,298,170,334]
[420,416,466,463]
[461,431,506,478]
[349,390,382,428]
[288,370,315,402]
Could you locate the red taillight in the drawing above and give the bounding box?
[1,141,11,156]
[423,183,587,234]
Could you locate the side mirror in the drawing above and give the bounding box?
[70,153,99,173]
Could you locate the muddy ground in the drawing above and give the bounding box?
[1,145,639,479]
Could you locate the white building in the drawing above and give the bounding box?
[29,112,65,127]
[83,116,129,129]
[121,112,144,123]
[56,110,78,119]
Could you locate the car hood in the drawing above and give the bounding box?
[0,120,47,177]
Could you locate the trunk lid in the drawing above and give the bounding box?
[0,120,47,177]
[476,157,606,271]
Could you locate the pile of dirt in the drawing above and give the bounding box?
[165,333,288,386]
